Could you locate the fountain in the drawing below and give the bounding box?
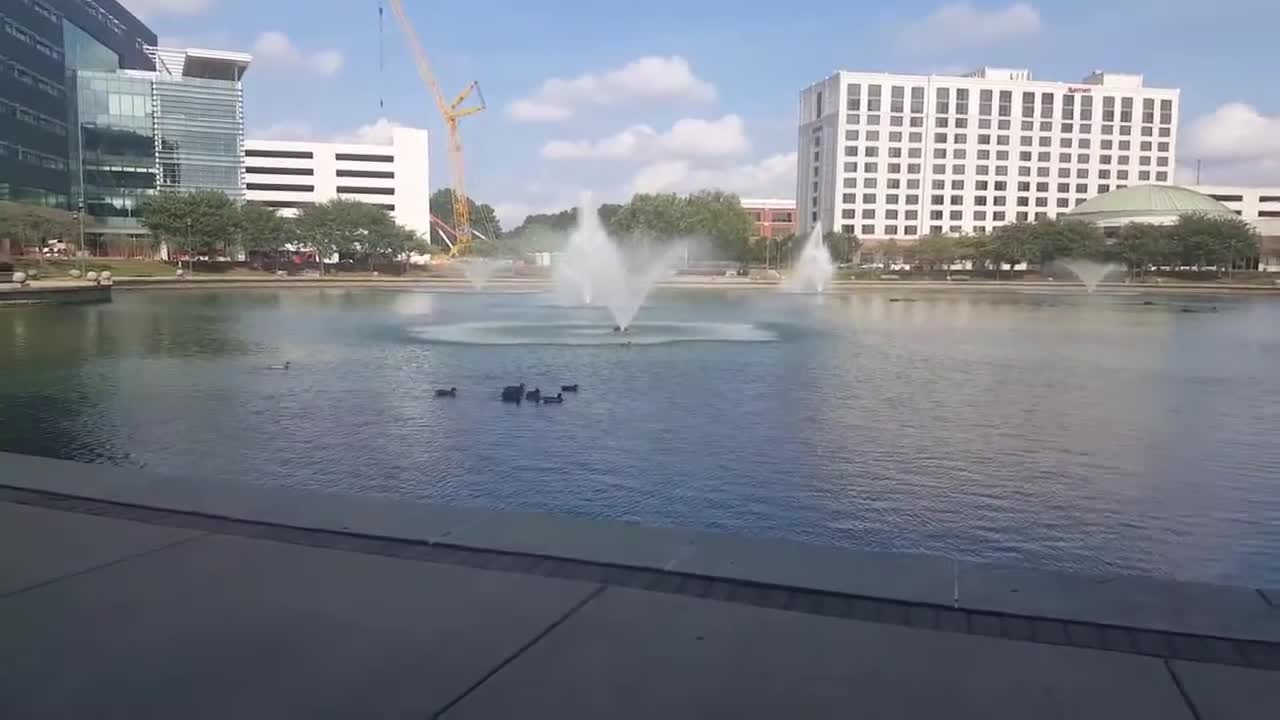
[553,196,684,330]
[782,225,834,293]
[459,258,507,290]
[1058,259,1120,294]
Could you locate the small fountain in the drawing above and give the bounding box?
[1058,259,1120,294]
[782,225,835,293]
[459,258,507,290]
[553,195,684,331]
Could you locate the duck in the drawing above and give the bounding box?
[267,361,291,370]
[542,393,564,404]
[434,387,457,397]
[560,384,579,393]
[525,388,542,403]
[501,383,525,403]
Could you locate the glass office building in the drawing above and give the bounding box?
[154,75,246,197]
[0,0,155,209]
[69,70,154,233]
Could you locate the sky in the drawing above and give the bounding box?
[122,0,1280,228]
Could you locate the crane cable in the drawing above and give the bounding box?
[377,1,384,110]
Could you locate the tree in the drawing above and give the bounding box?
[1170,213,1259,275]
[294,199,399,274]
[0,201,77,262]
[1035,218,1106,264]
[989,222,1039,277]
[878,238,901,271]
[238,203,292,270]
[1109,222,1166,279]
[823,231,861,264]
[139,191,238,273]
[683,190,753,261]
[912,233,957,271]
[610,193,689,243]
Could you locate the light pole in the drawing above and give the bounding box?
[76,119,86,275]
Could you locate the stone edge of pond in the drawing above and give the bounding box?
[1,450,1277,642]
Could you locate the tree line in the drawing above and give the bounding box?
[138,191,428,274]
[0,201,78,260]
[767,214,1262,278]
[499,190,755,260]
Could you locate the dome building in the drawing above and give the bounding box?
[1066,185,1236,229]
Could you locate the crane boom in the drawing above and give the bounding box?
[387,0,485,256]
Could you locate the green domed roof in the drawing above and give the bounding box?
[1068,185,1235,224]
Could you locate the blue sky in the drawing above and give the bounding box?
[124,0,1280,227]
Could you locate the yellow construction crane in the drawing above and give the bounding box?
[387,0,485,256]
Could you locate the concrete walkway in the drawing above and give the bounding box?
[2,453,1278,718]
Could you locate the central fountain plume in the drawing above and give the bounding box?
[783,225,835,293]
[1058,259,1120,294]
[554,196,684,330]
[459,258,508,290]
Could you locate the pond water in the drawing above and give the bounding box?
[2,287,1278,586]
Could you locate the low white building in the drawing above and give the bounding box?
[242,127,431,237]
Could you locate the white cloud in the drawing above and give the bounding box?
[629,152,797,198]
[332,118,401,145]
[507,56,716,123]
[251,32,343,76]
[541,115,750,162]
[1180,103,1280,185]
[121,0,212,18]
[898,3,1041,54]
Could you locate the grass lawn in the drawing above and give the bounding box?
[14,258,179,277]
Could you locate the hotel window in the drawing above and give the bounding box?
[996,150,1010,161]
[999,90,1012,117]
[908,163,922,174]
[865,178,879,188]
[1118,170,1130,180]
[993,211,1006,221]
[1139,171,1151,181]
[1142,98,1155,124]
[891,85,905,113]
[885,209,899,220]
[888,163,902,173]
[1057,198,1070,208]
[980,89,993,116]
[950,209,963,220]
[953,148,967,160]
[1099,184,1110,194]
[862,209,875,219]
[1156,171,1168,181]
[1159,127,1171,137]
[1035,197,1048,208]
[975,196,988,206]
[864,162,878,173]
[911,86,925,114]
[843,194,856,204]
[862,225,875,235]
[1039,137,1051,148]
[908,147,922,158]
[1121,97,1133,123]
[1061,123,1074,134]
[866,130,880,141]
[933,164,946,174]
[888,178,901,189]
[843,162,857,173]
[1139,155,1151,166]
[1103,96,1116,122]
[889,147,902,158]
[889,131,903,142]
[956,117,969,128]
[906,195,919,205]
[976,180,989,191]
[886,193,900,204]
[1062,94,1075,120]
[1080,95,1093,121]
[1060,137,1073,148]
[1160,99,1173,125]
[936,87,950,115]
[997,135,1010,146]
[1019,151,1032,162]
[867,84,882,112]
[979,118,992,129]
[1077,168,1089,179]
[910,116,925,127]
[1099,169,1111,179]
[868,115,881,126]
[863,193,876,203]
[950,195,963,205]
[998,119,1012,130]
[1022,120,1035,132]
[994,196,1007,206]
[1078,138,1092,149]
[845,146,859,157]
[905,225,918,235]
[846,130,860,141]
[1076,183,1088,194]
[907,179,921,189]
[956,88,969,114]
[1058,168,1071,179]
[1059,153,1071,163]
[930,210,944,221]
[952,164,964,175]
[1022,92,1036,118]
[1036,182,1049,192]
[1157,157,1169,167]
[951,180,965,191]
[934,148,947,160]
[953,133,967,144]
[885,225,899,235]
[1158,142,1169,152]
[1079,123,1092,134]
[1016,212,1029,222]
[865,146,880,158]
[1057,183,1070,193]
[937,117,950,128]
[1041,93,1055,119]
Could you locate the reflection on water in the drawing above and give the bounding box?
[2,288,1279,586]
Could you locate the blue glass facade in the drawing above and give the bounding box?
[0,0,154,209]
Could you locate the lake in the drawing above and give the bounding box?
[2,286,1278,586]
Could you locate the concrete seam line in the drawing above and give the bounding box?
[429,583,608,719]
[1257,588,1276,608]
[1162,660,1204,720]
[0,532,209,599]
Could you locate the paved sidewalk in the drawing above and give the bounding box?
[3,497,1277,719]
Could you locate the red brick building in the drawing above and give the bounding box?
[741,198,796,239]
